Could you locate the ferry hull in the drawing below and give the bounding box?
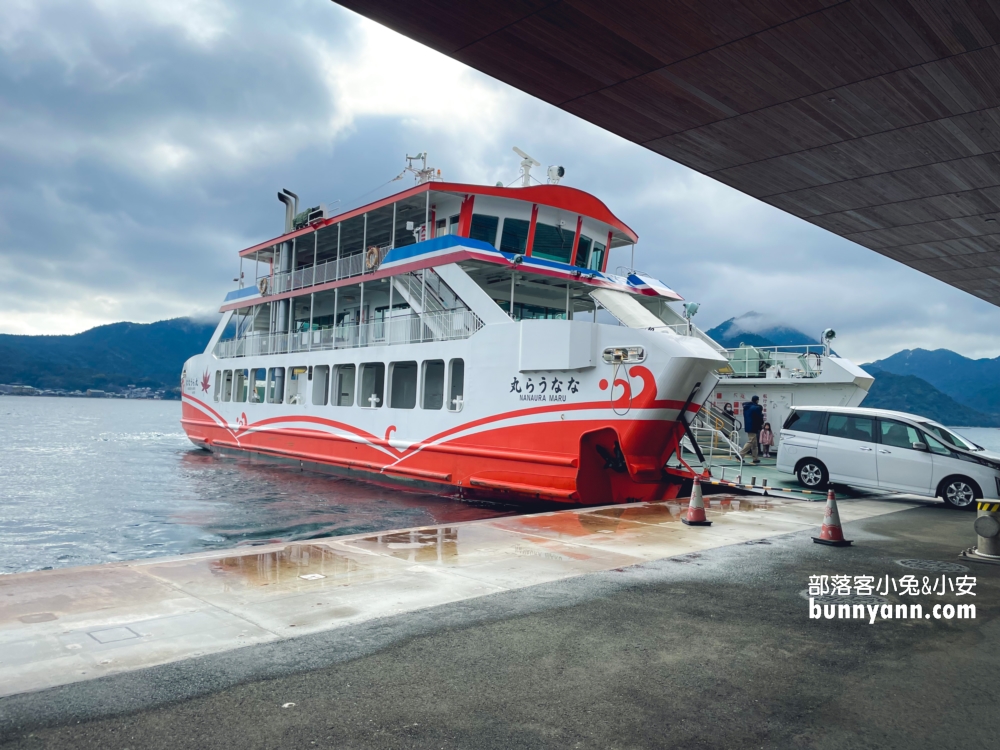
[180,323,726,506]
[182,398,692,505]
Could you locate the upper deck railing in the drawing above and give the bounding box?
[214,308,482,359]
[268,245,391,296]
[723,344,828,379]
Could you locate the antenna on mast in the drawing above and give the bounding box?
[513,147,541,187]
[404,153,440,184]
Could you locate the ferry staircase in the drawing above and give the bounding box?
[390,270,465,340]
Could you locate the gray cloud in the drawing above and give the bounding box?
[0,0,997,363]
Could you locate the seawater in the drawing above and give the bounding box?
[952,427,1000,452]
[0,397,519,574]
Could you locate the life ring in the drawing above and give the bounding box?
[365,245,380,270]
[258,277,269,295]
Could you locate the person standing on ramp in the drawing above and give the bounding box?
[740,395,763,464]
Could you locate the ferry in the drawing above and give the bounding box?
[179,153,736,504]
[179,152,873,503]
[696,333,873,445]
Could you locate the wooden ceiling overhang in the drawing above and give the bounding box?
[335,0,1000,307]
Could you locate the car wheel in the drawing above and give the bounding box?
[796,459,828,490]
[938,477,980,510]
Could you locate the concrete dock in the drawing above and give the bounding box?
[2,492,995,749]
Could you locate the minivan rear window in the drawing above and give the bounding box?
[783,410,824,434]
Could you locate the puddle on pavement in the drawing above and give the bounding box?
[209,544,374,588]
[500,510,649,538]
[592,504,682,525]
[502,496,778,538]
[706,495,773,513]
[342,528,460,564]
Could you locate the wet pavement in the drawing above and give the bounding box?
[3,495,991,749]
[0,493,915,699]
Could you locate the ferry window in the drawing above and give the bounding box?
[826,414,874,442]
[313,365,330,405]
[436,218,447,238]
[213,370,222,402]
[267,367,285,404]
[422,360,445,410]
[448,359,465,412]
[879,419,922,450]
[250,368,266,403]
[389,361,418,409]
[783,410,824,434]
[469,214,499,246]
[285,366,308,404]
[233,369,249,403]
[449,214,459,235]
[360,362,385,408]
[590,241,606,271]
[222,370,233,402]
[532,223,574,264]
[500,218,530,255]
[334,364,356,406]
[574,235,592,268]
[510,302,566,321]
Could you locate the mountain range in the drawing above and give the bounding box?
[864,348,1000,415]
[704,312,820,349]
[0,318,218,396]
[3,313,999,426]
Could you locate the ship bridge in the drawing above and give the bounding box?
[334,0,1000,309]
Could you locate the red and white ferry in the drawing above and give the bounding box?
[180,153,727,505]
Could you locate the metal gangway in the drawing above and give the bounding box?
[674,400,747,483]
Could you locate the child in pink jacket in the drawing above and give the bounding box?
[760,422,774,458]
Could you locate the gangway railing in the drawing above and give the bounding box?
[680,425,745,480]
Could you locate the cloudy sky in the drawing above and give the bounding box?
[2,0,999,363]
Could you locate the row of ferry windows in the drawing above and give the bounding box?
[462,213,606,271]
[214,359,465,411]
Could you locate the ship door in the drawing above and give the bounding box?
[767,392,792,441]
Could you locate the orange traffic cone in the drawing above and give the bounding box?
[812,489,852,547]
[682,475,712,527]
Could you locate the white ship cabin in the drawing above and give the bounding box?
[211,172,700,403]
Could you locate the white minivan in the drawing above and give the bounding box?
[776,406,1000,509]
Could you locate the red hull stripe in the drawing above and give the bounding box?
[182,392,693,464]
[468,476,577,499]
[211,439,453,482]
[184,416,580,468]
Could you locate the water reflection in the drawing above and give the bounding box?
[345,528,461,564]
[209,544,372,588]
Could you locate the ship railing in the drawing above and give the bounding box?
[681,425,745,478]
[723,345,825,378]
[694,400,741,435]
[269,245,392,295]
[214,308,483,359]
[728,344,828,354]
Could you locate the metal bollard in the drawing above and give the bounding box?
[974,502,1000,557]
[960,501,1000,564]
